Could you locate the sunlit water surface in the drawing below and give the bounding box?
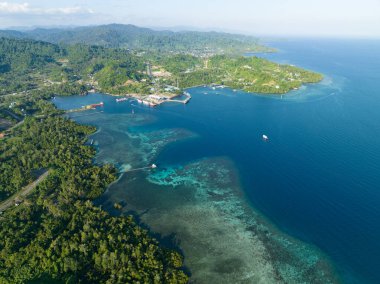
[54,39,380,283]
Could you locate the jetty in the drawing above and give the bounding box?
[122,164,157,173]
[167,92,191,104]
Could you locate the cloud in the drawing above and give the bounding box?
[0,2,94,15]
[0,2,28,13]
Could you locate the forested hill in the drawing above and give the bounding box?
[0,37,67,93]
[0,30,25,39]
[0,24,271,54]
[0,37,63,72]
[0,36,322,97]
[0,36,147,95]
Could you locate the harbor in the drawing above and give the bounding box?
[116,92,192,107]
[64,92,192,114]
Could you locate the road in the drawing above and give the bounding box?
[3,109,22,121]
[0,170,50,213]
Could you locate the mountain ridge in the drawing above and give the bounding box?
[0,23,271,54]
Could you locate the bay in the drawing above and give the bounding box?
[54,39,380,283]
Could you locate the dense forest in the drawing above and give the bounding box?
[0,111,188,283]
[0,38,64,94]
[0,37,149,96]
[0,24,273,54]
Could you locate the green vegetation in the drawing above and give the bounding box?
[94,60,150,95]
[0,106,188,283]
[0,37,158,97]
[209,55,323,93]
[0,116,94,200]
[0,24,273,54]
[0,36,322,98]
[150,54,323,94]
[0,37,64,95]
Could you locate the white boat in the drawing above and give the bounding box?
[262,134,269,141]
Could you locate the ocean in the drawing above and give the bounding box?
[54,39,380,283]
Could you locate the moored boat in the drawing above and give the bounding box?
[116,97,128,102]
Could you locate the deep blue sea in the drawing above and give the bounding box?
[55,39,380,283]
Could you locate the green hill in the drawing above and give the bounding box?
[0,24,272,54]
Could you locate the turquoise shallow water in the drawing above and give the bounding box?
[54,39,380,283]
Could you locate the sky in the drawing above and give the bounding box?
[0,0,380,38]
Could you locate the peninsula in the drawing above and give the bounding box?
[0,25,322,104]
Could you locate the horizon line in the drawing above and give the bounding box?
[1,23,380,40]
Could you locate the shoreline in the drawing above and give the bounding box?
[89,72,324,102]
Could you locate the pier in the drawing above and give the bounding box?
[122,164,157,173]
[134,92,192,107]
[65,92,191,115]
[167,92,192,104]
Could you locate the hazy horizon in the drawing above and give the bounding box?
[1,0,380,38]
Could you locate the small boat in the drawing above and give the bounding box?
[151,164,157,169]
[262,134,269,141]
[116,97,128,102]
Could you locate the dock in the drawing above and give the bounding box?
[64,91,191,115]
[134,92,192,107]
[167,92,191,104]
[121,164,157,173]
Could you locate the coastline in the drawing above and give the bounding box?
[89,73,324,104]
